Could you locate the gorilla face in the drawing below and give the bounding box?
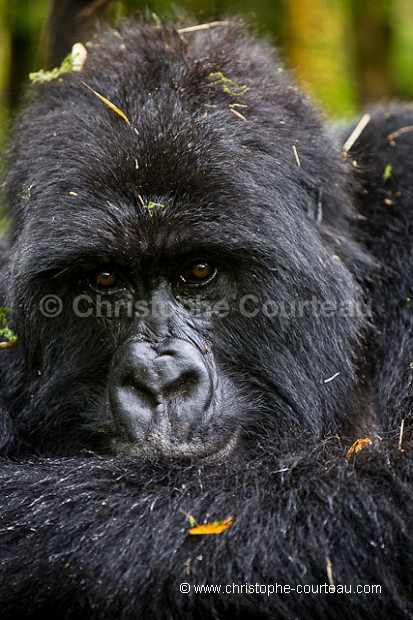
[1,21,368,459]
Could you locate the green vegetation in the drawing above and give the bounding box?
[0,307,17,346]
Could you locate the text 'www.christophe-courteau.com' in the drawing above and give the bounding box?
[179,582,382,596]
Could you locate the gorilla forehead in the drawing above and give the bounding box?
[16,199,281,280]
[8,20,342,216]
[6,20,351,282]
[15,157,319,279]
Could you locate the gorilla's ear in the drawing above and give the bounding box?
[41,0,112,69]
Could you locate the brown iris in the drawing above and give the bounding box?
[95,270,118,289]
[181,261,214,284]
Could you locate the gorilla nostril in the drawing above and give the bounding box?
[162,371,199,401]
[109,339,214,441]
[121,380,161,407]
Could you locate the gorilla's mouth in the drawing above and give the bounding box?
[110,429,240,462]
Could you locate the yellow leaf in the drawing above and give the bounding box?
[345,437,372,460]
[181,509,234,535]
[189,517,234,535]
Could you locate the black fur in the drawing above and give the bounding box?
[0,19,412,619]
[350,107,413,427]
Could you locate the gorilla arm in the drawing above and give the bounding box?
[0,436,412,620]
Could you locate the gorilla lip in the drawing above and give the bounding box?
[111,429,240,462]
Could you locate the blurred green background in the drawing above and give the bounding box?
[0,0,413,144]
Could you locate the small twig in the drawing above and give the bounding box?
[398,418,405,452]
[230,108,247,121]
[323,372,340,384]
[387,125,413,145]
[326,558,334,587]
[178,21,232,34]
[81,81,131,125]
[292,144,301,168]
[343,113,371,152]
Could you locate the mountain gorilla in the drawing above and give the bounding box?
[0,16,413,620]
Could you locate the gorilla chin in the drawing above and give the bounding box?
[111,431,241,462]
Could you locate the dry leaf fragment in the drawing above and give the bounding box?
[81,82,131,124]
[345,438,372,460]
[189,517,234,535]
[181,509,234,535]
[0,337,18,349]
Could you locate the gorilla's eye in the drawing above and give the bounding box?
[95,270,118,290]
[181,261,215,285]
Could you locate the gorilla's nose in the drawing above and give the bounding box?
[109,339,214,442]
